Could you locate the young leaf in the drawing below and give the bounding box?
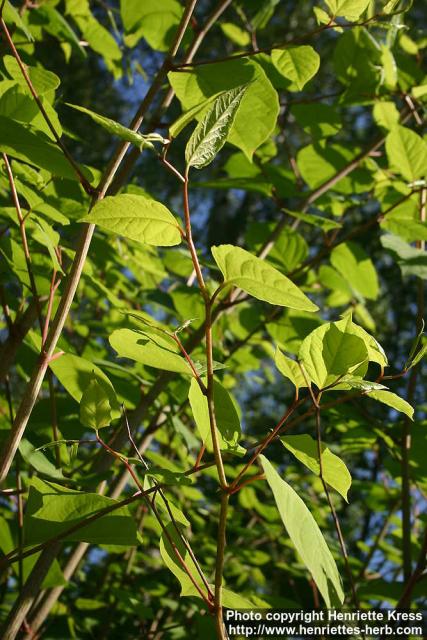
[185,85,248,170]
[67,103,168,150]
[168,59,279,160]
[274,347,307,390]
[260,455,344,606]
[188,378,245,455]
[365,390,414,419]
[281,434,352,501]
[80,376,116,430]
[211,244,318,312]
[271,46,320,91]
[80,194,182,246]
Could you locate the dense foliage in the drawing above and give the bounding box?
[0,0,426,638]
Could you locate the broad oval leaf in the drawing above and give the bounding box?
[260,455,344,607]
[80,194,182,246]
[281,434,352,501]
[385,125,427,183]
[185,85,247,169]
[271,46,320,91]
[325,0,371,20]
[211,244,318,311]
[330,241,379,301]
[109,328,192,374]
[299,316,369,389]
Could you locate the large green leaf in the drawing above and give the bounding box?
[385,126,427,182]
[24,477,138,546]
[188,378,244,455]
[80,194,182,246]
[324,0,371,20]
[0,116,85,180]
[109,328,192,374]
[3,56,60,96]
[260,455,344,606]
[271,46,320,91]
[67,103,167,150]
[365,390,414,419]
[186,85,247,169]
[298,316,369,388]
[281,435,352,501]
[211,244,318,311]
[168,58,279,160]
[120,0,183,51]
[330,242,379,300]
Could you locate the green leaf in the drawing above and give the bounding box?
[339,376,388,392]
[385,125,427,182]
[381,234,427,279]
[330,242,379,300]
[281,434,352,501]
[120,0,183,51]
[407,343,427,369]
[186,85,248,170]
[80,194,182,246]
[365,390,414,419]
[260,455,344,606]
[168,59,279,160]
[49,353,119,411]
[3,1,33,41]
[299,316,369,388]
[24,477,138,546]
[159,522,206,598]
[325,0,371,20]
[271,46,320,91]
[19,438,64,480]
[80,376,116,430]
[3,56,60,96]
[109,328,192,374]
[211,245,318,311]
[0,116,87,180]
[284,209,341,232]
[170,94,222,139]
[274,347,307,390]
[188,378,244,455]
[67,103,167,150]
[373,101,400,131]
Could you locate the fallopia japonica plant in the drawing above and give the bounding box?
[0,0,426,638]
